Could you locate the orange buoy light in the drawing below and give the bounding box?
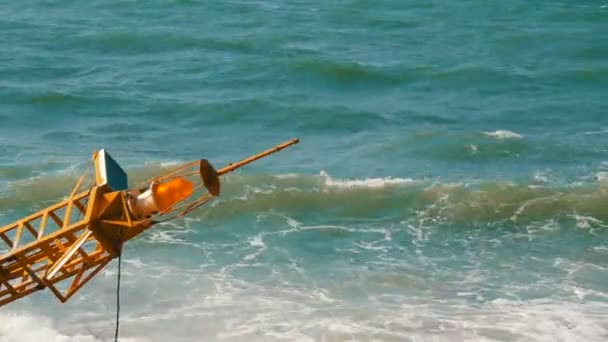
[153,178,194,211]
[129,177,194,219]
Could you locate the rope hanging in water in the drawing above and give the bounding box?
[114,243,123,341]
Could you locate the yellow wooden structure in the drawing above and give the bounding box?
[0,139,299,307]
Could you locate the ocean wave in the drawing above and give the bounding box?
[596,172,608,183]
[483,130,524,139]
[2,166,608,227]
[203,175,608,228]
[396,130,530,161]
[583,129,608,136]
[291,58,410,85]
[320,170,415,189]
[431,64,531,86]
[73,30,201,54]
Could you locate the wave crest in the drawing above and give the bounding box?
[320,170,415,189]
[2,167,608,228]
[483,130,524,139]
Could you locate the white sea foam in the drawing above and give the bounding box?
[583,129,608,136]
[144,229,200,248]
[570,286,608,301]
[569,214,605,230]
[483,130,524,139]
[510,196,558,222]
[320,170,415,189]
[534,170,550,183]
[285,216,301,228]
[244,233,267,261]
[591,245,608,254]
[0,313,141,342]
[248,234,265,248]
[6,265,604,342]
[274,173,300,179]
[299,224,351,232]
[596,172,608,182]
[159,160,183,168]
[141,282,608,342]
[311,289,335,303]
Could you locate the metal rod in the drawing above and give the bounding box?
[217,138,299,176]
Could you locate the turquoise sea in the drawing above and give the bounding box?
[1,1,607,341]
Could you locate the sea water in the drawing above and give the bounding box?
[1,1,607,341]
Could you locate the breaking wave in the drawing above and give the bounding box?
[320,170,415,188]
[3,165,608,228]
[483,130,524,139]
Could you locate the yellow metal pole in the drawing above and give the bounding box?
[218,138,299,176]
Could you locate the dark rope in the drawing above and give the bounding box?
[114,244,123,342]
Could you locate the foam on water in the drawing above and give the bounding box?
[0,313,141,342]
[243,233,267,261]
[320,170,416,189]
[2,205,606,341]
[596,172,608,183]
[3,298,607,341]
[483,130,524,140]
